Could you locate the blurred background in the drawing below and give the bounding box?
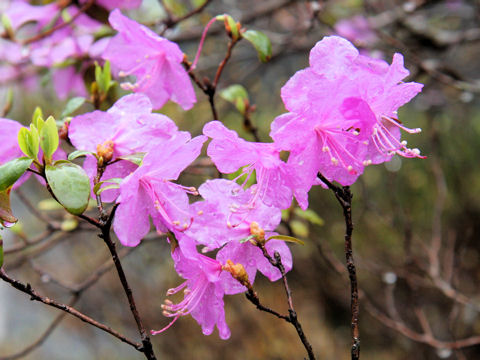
[1,0,480,359]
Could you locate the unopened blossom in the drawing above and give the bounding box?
[103,9,196,110]
[204,121,307,209]
[271,36,424,186]
[69,94,179,201]
[113,134,206,247]
[152,234,230,339]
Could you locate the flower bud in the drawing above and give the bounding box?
[96,140,114,163]
[223,260,250,288]
[249,221,265,244]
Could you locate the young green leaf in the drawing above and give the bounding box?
[93,178,122,195]
[0,157,33,191]
[220,84,249,114]
[68,150,95,161]
[118,152,145,166]
[266,234,305,245]
[61,97,86,118]
[293,208,324,226]
[40,116,59,161]
[45,162,90,215]
[242,30,272,63]
[32,106,44,131]
[18,127,39,161]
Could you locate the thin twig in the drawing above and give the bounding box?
[257,243,316,360]
[22,0,95,45]
[160,0,214,35]
[98,205,156,360]
[0,295,79,360]
[0,268,142,350]
[318,172,360,360]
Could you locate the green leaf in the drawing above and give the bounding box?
[290,220,309,238]
[93,178,122,195]
[239,234,257,244]
[96,184,120,195]
[0,157,33,191]
[266,234,305,245]
[45,162,90,215]
[40,116,59,161]
[220,85,249,114]
[32,107,44,131]
[61,97,86,118]
[94,62,102,90]
[242,30,272,63]
[68,150,94,161]
[1,14,12,32]
[38,198,64,211]
[0,188,17,226]
[102,60,113,93]
[18,126,39,160]
[216,14,240,40]
[61,217,79,232]
[293,208,324,226]
[118,152,145,166]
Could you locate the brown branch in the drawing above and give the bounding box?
[22,0,95,45]
[0,296,79,360]
[0,268,142,350]
[363,295,480,350]
[14,189,57,228]
[244,288,290,322]
[318,172,360,360]
[160,0,214,35]
[4,229,53,254]
[257,243,316,360]
[98,205,156,360]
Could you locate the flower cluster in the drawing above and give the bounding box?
[2,5,424,341]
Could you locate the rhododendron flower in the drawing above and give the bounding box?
[0,118,23,165]
[80,0,142,10]
[187,179,292,289]
[152,235,230,339]
[204,121,307,209]
[113,134,206,246]
[103,9,196,110]
[3,2,59,32]
[334,15,377,47]
[272,36,423,186]
[69,94,179,201]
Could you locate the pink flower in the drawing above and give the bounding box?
[3,2,59,32]
[334,15,377,47]
[0,118,23,165]
[187,179,292,289]
[80,0,142,10]
[69,94,179,201]
[203,121,305,209]
[272,36,423,186]
[102,9,196,110]
[52,66,87,100]
[113,134,206,246]
[152,234,230,340]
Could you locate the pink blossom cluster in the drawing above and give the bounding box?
[1,1,195,109]
[1,8,424,341]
